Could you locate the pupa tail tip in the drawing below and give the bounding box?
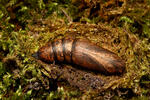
[32,52,39,59]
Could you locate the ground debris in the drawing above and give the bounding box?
[39,59,124,92]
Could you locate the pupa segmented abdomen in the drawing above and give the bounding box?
[33,38,125,75]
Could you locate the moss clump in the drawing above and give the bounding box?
[0,0,149,99]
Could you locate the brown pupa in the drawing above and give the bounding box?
[32,38,125,75]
